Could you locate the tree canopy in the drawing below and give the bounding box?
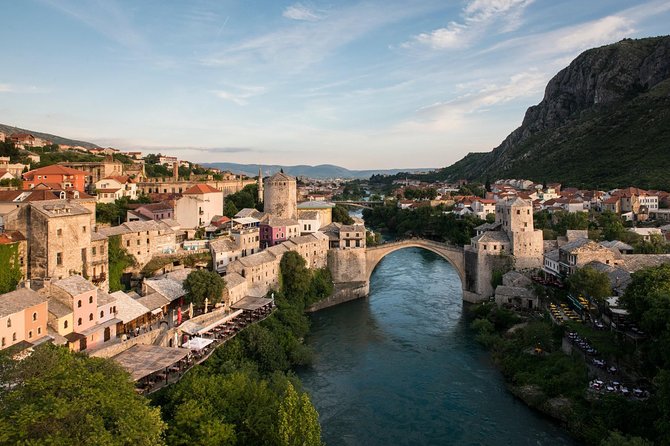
[568,266,612,303]
[183,269,225,306]
[0,345,165,445]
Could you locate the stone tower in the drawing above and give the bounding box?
[173,162,179,182]
[496,197,543,269]
[257,166,264,203]
[263,171,297,220]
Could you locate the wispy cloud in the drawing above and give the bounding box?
[283,3,323,22]
[201,2,439,71]
[0,82,47,94]
[399,69,547,132]
[38,0,148,52]
[402,0,533,49]
[212,85,267,106]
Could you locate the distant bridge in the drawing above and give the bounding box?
[365,239,465,284]
[332,200,384,209]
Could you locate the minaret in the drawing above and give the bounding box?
[257,166,264,202]
[173,161,179,182]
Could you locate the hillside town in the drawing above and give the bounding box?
[2,130,670,402]
[0,133,371,388]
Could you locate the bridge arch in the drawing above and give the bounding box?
[365,240,465,285]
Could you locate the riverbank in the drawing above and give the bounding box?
[149,252,331,445]
[467,302,658,445]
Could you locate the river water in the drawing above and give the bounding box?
[299,248,575,446]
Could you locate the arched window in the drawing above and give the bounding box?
[6,318,10,328]
[89,296,93,304]
[77,300,82,308]
[100,310,104,319]
[12,333,17,341]
[64,320,68,329]
[28,330,32,339]
[78,318,82,326]
[32,312,37,321]
[38,327,42,335]
[89,313,93,321]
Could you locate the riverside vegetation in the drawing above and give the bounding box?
[0,251,331,445]
[469,263,670,445]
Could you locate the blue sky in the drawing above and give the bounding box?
[1,1,668,169]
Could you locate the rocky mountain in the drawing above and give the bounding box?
[436,36,670,190]
[0,124,99,149]
[204,162,433,179]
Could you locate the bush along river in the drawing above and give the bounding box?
[299,248,576,446]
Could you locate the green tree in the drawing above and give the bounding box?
[108,235,136,292]
[634,234,670,254]
[223,200,239,218]
[183,269,225,306]
[277,382,323,446]
[280,251,311,306]
[598,211,626,241]
[331,205,354,225]
[568,266,613,303]
[0,243,23,294]
[600,431,654,446]
[0,345,165,445]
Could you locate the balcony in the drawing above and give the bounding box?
[92,272,107,285]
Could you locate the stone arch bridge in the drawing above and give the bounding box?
[365,239,465,285]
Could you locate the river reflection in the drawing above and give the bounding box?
[299,248,575,446]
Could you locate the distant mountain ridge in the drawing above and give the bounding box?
[434,36,670,190]
[0,123,100,149]
[204,162,433,179]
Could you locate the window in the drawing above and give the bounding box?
[12,333,16,341]
[92,247,97,255]
[78,300,82,308]
[89,295,93,304]
[32,312,37,321]
[126,240,130,247]
[82,226,86,233]
[38,327,41,335]
[57,228,62,236]
[1,338,4,347]
[6,318,11,328]
[89,313,93,321]
[78,318,82,326]
[28,330,32,339]
[64,320,68,329]
[137,240,140,245]
[56,252,63,265]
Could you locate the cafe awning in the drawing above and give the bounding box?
[181,337,214,351]
[179,309,244,335]
[231,296,273,311]
[112,344,189,381]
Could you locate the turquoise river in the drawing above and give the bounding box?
[298,248,576,446]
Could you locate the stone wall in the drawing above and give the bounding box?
[306,282,369,312]
[328,248,366,283]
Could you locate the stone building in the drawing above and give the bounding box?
[98,220,177,270]
[4,200,92,282]
[463,197,543,301]
[264,172,297,220]
[0,288,48,350]
[557,238,622,276]
[210,237,242,274]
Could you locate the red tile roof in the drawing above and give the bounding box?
[183,184,220,194]
[24,165,85,177]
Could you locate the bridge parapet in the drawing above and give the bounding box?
[364,238,465,283]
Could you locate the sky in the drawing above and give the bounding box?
[1,1,669,170]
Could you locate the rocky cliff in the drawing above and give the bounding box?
[439,36,670,189]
